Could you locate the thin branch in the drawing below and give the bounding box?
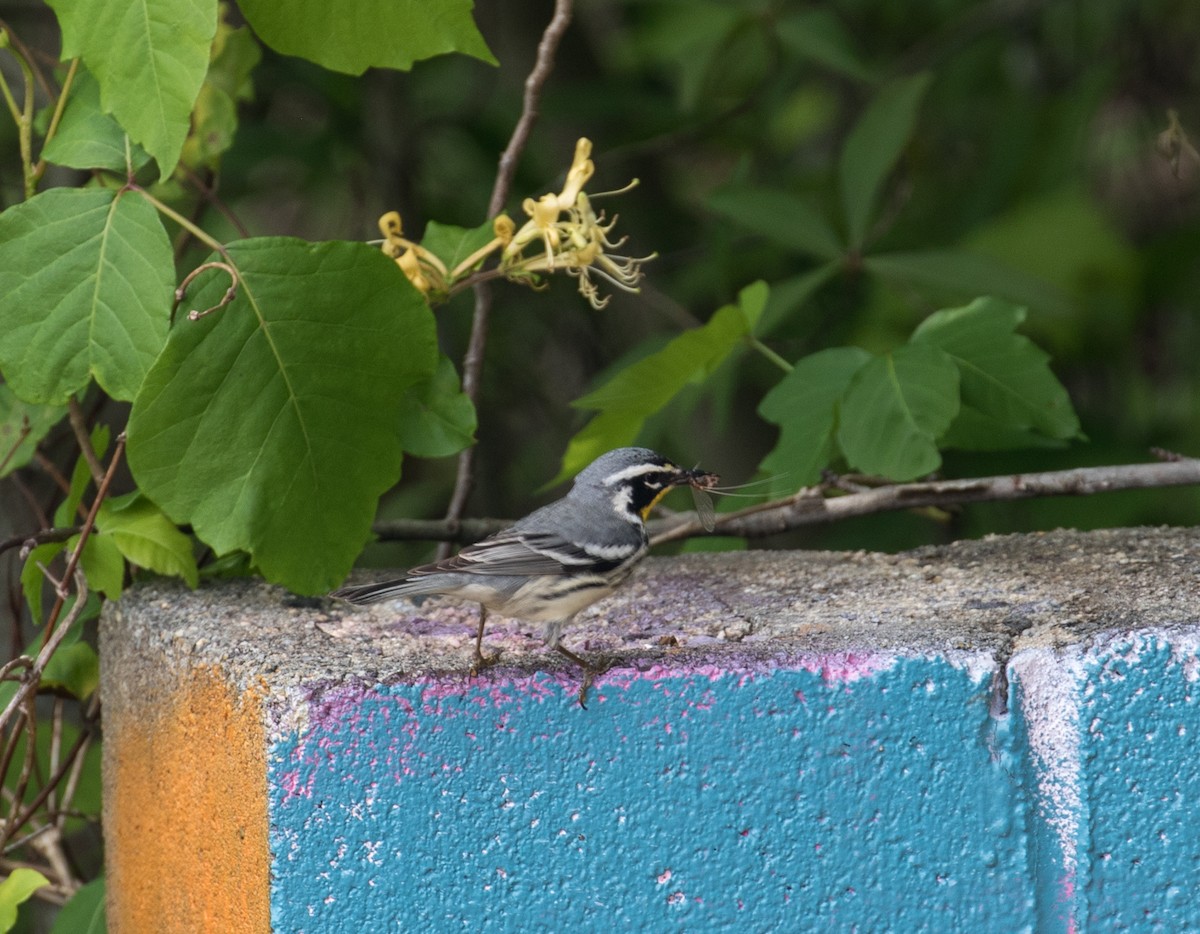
[373,516,511,544]
[5,718,93,852]
[441,0,575,557]
[180,166,253,239]
[66,398,104,487]
[652,459,1200,544]
[0,569,89,735]
[172,260,240,324]
[133,186,233,262]
[0,418,31,476]
[486,0,575,220]
[42,433,124,643]
[373,459,1200,547]
[30,57,78,186]
[0,527,81,561]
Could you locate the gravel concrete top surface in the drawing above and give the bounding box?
[102,526,1200,697]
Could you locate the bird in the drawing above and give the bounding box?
[332,447,719,702]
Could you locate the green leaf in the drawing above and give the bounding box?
[41,640,100,700]
[864,249,1074,320]
[757,263,841,337]
[0,386,66,478]
[708,185,843,259]
[735,280,769,333]
[420,219,497,280]
[631,1,743,111]
[41,68,151,172]
[395,355,477,458]
[557,411,641,486]
[961,187,1138,347]
[1,711,101,829]
[20,542,67,624]
[179,16,262,172]
[757,347,872,494]
[836,343,960,480]
[208,16,262,101]
[0,868,50,932]
[51,877,106,934]
[0,188,173,404]
[76,532,125,600]
[938,404,1070,453]
[97,492,200,587]
[838,72,932,248]
[775,10,875,83]
[574,303,747,412]
[180,82,238,172]
[46,0,218,174]
[911,297,1082,448]
[237,0,495,75]
[560,302,750,481]
[127,238,438,594]
[53,426,110,528]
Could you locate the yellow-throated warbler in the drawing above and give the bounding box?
[333,447,718,693]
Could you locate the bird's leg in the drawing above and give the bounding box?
[470,605,501,675]
[553,643,614,709]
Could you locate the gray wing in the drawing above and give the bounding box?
[412,528,639,578]
[333,495,646,605]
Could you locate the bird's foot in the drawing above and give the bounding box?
[469,605,501,676]
[470,645,503,677]
[553,644,615,709]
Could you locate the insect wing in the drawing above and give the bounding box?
[691,485,716,532]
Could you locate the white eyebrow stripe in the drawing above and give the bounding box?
[602,462,676,485]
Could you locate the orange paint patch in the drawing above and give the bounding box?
[104,666,269,932]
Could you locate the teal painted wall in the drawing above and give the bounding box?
[269,655,1044,931]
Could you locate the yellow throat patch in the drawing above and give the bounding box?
[640,486,673,521]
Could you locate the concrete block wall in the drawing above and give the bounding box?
[100,527,1200,931]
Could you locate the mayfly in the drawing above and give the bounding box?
[684,467,720,532]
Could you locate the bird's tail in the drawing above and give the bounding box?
[331,577,431,605]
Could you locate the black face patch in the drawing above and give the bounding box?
[627,471,678,518]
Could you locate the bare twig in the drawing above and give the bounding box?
[485,0,575,220]
[180,166,253,240]
[372,516,512,544]
[66,397,104,487]
[0,417,31,477]
[0,569,89,735]
[0,527,82,561]
[43,433,124,643]
[373,459,1200,547]
[172,260,240,324]
[5,714,94,852]
[652,459,1200,544]
[441,0,575,557]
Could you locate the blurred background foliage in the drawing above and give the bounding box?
[304,0,1200,563]
[5,0,1200,558]
[0,1,1197,926]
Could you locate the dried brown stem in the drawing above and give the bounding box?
[0,527,82,561]
[172,261,240,324]
[0,418,31,477]
[43,433,124,643]
[441,0,575,558]
[66,397,104,487]
[373,459,1200,547]
[651,459,1200,544]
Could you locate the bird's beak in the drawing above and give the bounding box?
[675,466,719,491]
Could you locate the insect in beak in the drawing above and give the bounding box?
[683,467,720,532]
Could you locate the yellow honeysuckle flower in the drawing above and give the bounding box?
[500,138,652,309]
[376,211,448,296]
[372,138,651,309]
